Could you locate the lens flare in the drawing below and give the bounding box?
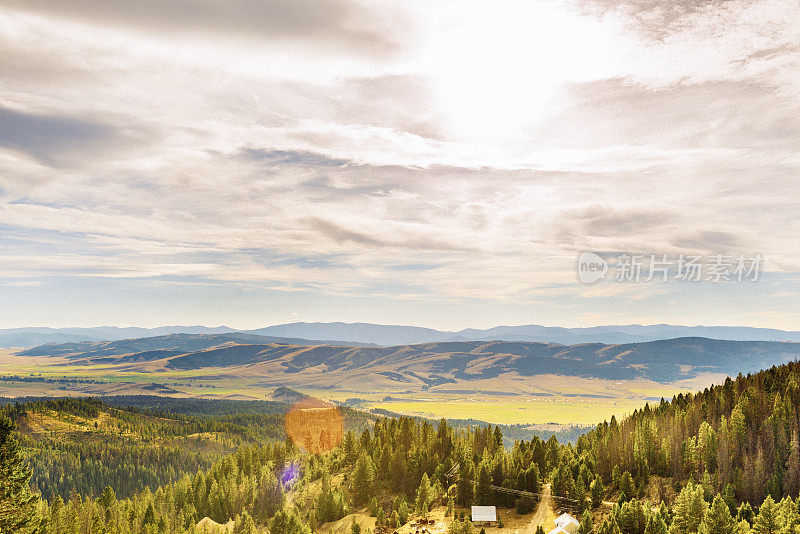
[284,400,344,454]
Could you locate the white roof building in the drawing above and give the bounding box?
[550,513,580,534]
[471,506,497,524]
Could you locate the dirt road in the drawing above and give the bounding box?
[522,484,557,534]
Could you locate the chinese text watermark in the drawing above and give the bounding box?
[577,252,762,284]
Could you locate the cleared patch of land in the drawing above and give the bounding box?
[314,487,561,534]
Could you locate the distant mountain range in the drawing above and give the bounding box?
[0,326,233,348]
[246,322,800,346]
[18,333,800,384]
[4,322,800,348]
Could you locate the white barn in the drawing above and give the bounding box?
[548,513,580,534]
[471,506,497,525]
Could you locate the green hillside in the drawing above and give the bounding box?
[5,362,800,533]
[581,360,800,505]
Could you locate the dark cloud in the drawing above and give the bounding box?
[0,106,138,167]
[241,148,350,168]
[671,230,745,252]
[543,205,674,251]
[303,217,478,252]
[569,205,672,237]
[2,0,407,59]
[300,176,396,199]
[304,217,386,247]
[237,148,415,199]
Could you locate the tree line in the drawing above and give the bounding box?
[5,361,800,533]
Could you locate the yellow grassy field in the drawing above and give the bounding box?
[368,397,650,425]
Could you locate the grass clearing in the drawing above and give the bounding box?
[368,397,650,425]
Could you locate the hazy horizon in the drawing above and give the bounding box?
[3,320,800,331]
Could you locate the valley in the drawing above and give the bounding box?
[3,333,795,429]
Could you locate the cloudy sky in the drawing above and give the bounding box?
[1,0,799,330]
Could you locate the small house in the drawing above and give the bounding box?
[471,506,497,526]
[549,513,580,534]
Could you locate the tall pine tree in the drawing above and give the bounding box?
[699,495,735,534]
[753,496,779,534]
[0,416,40,533]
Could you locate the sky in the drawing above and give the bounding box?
[1,0,799,330]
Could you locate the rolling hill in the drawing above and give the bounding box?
[17,332,377,359]
[18,334,800,384]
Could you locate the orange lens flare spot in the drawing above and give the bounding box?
[284,401,343,454]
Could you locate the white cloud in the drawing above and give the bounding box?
[0,0,799,328]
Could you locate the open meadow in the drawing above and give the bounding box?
[0,348,697,430]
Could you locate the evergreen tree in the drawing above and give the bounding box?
[599,517,623,534]
[619,471,636,501]
[645,514,669,534]
[142,501,156,527]
[254,470,285,522]
[271,508,312,534]
[591,475,605,508]
[351,517,362,534]
[777,496,799,532]
[618,500,648,534]
[670,483,708,534]
[352,452,376,507]
[699,495,735,534]
[369,497,380,516]
[100,485,117,511]
[493,427,503,452]
[737,503,754,525]
[475,463,493,505]
[786,432,800,498]
[524,465,541,494]
[659,502,671,527]
[343,433,358,465]
[398,500,410,525]
[753,496,779,534]
[416,473,434,513]
[0,416,40,533]
[578,510,593,534]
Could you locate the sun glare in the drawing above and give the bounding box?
[421,1,623,145]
